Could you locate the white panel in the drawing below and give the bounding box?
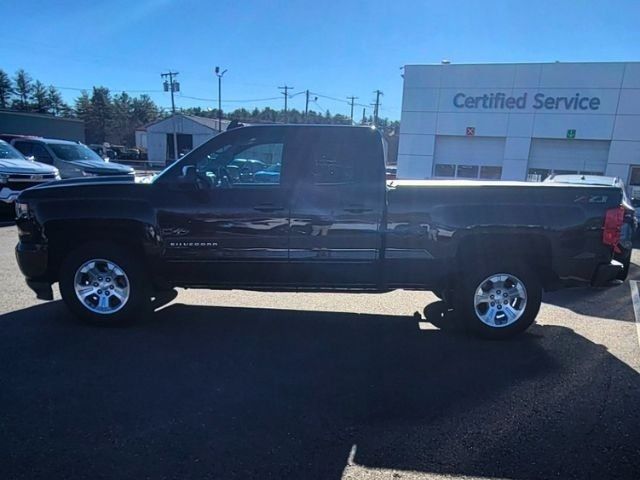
[605,163,631,183]
[399,112,438,135]
[439,64,516,88]
[621,63,640,88]
[513,64,541,88]
[532,114,615,140]
[608,140,640,165]
[504,137,531,159]
[507,114,535,137]
[539,63,625,88]
[613,115,640,141]
[436,112,509,137]
[398,134,435,156]
[617,89,640,115]
[502,158,528,181]
[403,65,442,88]
[396,154,432,179]
[433,136,505,166]
[402,88,439,112]
[528,139,610,172]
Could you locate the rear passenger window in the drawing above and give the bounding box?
[307,129,380,185]
[312,144,355,184]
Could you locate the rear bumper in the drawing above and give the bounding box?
[591,260,624,286]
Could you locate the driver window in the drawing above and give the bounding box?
[195,132,284,188]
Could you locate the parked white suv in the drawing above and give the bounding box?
[0,140,59,211]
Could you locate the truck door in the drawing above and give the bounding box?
[153,126,291,286]
[287,127,386,287]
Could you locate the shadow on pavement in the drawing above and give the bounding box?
[543,263,639,322]
[1,301,639,479]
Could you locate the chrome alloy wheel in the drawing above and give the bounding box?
[73,259,130,314]
[473,273,527,328]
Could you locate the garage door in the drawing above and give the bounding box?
[432,136,505,179]
[527,139,610,181]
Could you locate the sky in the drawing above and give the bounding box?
[1,0,639,120]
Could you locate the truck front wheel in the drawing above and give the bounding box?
[452,262,542,339]
[59,242,151,326]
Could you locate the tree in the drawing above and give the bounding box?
[46,86,67,116]
[0,70,12,109]
[12,69,32,111]
[30,80,49,113]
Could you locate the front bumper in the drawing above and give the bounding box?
[15,241,48,279]
[16,242,53,300]
[591,260,624,286]
[0,186,20,204]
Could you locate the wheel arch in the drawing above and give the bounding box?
[455,232,556,290]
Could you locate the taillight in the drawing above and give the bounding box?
[603,206,624,253]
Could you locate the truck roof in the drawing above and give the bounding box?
[391,179,620,189]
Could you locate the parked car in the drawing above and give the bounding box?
[544,174,635,279]
[0,139,59,213]
[254,163,281,183]
[15,126,628,339]
[12,137,135,179]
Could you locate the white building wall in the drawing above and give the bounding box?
[399,62,640,187]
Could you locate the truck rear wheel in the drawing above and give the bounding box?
[59,242,151,326]
[452,261,542,339]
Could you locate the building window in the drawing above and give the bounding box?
[434,164,455,177]
[479,166,502,179]
[527,168,551,182]
[580,171,605,176]
[554,169,578,175]
[629,167,640,186]
[456,165,479,178]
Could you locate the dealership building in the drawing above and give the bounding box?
[397,61,640,190]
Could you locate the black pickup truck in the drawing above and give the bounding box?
[14,125,627,338]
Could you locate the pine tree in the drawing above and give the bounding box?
[30,80,49,113]
[12,69,32,110]
[0,70,12,109]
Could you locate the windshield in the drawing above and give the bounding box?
[0,141,27,160]
[49,143,104,162]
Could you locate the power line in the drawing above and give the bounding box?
[178,94,282,103]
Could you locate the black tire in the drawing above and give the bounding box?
[452,261,542,340]
[59,242,151,326]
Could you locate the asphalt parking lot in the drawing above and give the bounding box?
[1,222,640,480]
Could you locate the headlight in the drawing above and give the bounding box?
[53,169,61,180]
[15,201,29,218]
[0,173,7,184]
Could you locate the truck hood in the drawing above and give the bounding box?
[18,175,144,201]
[0,158,58,175]
[66,159,134,174]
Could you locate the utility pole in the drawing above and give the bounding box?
[372,90,383,127]
[305,90,310,121]
[347,96,358,124]
[304,90,318,123]
[161,71,180,163]
[278,85,293,122]
[214,66,228,132]
[362,107,366,124]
